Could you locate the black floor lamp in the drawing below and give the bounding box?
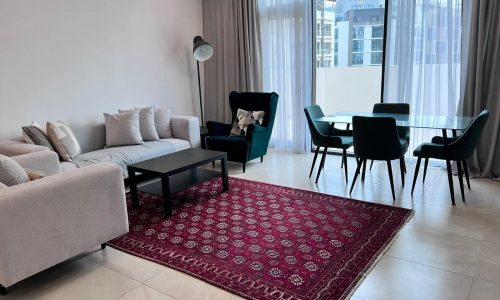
[193,36,214,126]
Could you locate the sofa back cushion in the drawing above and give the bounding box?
[70,124,107,153]
[0,154,30,187]
[103,111,143,147]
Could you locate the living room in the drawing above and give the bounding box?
[0,0,499,299]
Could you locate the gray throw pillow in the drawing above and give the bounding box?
[119,106,159,141]
[0,182,7,189]
[22,122,55,151]
[0,154,30,187]
[230,108,265,136]
[155,106,172,138]
[103,110,143,147]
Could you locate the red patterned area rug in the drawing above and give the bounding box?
[108,177,413,300]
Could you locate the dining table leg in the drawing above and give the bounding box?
[443,129,456,205]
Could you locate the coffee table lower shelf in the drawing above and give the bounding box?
[138,169,222,196]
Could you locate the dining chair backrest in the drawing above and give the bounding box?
[449,110,489,160]
[352,116,402,160]
[373,103,410,141]
[304,105,331,141]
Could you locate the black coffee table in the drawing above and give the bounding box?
[127,148,228,218]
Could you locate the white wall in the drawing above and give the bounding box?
[0,0,203,139]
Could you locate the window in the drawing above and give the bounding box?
[371,39,383,51]
[353,40,364,52]
[371,52,383,64]
[322,24,332,36]
[353,27,364,39]
[352,53,364,65]
[372,26,384,38]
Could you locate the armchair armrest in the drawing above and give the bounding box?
[170,115,201,148]
[431,135,459,144]
[12,151,61,175]
[0,163,128,287]
[206,121,232,136]
[0,140,48,157]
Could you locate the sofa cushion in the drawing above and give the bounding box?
[119,106,159,141]
[155,106,173,138]
[0,182,6,189]
[103,110,143,147]
[71,138,190,178]
[22,124,55,151]
[0,154,30,186]
[46,121,82,162]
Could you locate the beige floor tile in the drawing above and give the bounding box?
[386,226,481,276]
[469,279,500,300]
[483,212,500,244]
[407,202,489,240]
[475,241,500,284]
[3,258,139,300]
[144,268,233,300]
[117,284,176,300]
[86,246,166,283]
[353,256,473,300]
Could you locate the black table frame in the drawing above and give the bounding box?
[127,149,228,218]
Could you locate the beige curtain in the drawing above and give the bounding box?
[460,0,500,179]
[203,0,262,124]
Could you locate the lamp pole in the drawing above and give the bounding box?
[197,60,204,125]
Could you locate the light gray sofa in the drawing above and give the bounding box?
[0,151,128,294]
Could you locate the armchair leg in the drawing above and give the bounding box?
[411,157,422,195]
[242,163,246,173]
[0,284,6,296]
[260,156,263,163]
[462,160,471,190]
[387,160,396,201]
[101,243,106,250]
[309,147,320,178]
[423,158,429,183]
[350,158,364,194]
[456,160,466,202]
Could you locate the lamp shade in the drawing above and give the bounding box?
[193,36,213,61]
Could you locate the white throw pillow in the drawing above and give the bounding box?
[46,121,81,162]
[155,106,172,138]
[0,182,7,189]
[103,110,143,147]
[0,154,30,187]
[119,106,159,141]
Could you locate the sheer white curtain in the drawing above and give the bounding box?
[258,0,312,153]
[383,0,464,152]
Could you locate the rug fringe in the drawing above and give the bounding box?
[342,209,415,300]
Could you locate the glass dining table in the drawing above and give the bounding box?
[316,112,475,204]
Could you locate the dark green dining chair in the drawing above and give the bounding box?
[411,110,489,204]
[304,105,353,183]
[370,103,410,172]
[205,91,278,173]
[350,116,409,200]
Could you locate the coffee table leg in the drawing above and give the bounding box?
[128,167,139,208]
[221,157,229,192]
[161,176,172,218]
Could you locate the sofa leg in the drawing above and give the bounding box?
[0,284,7,295]
[101,243,106,250]
[242,163,246,173]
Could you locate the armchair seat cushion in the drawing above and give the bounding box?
[206,136,250,152]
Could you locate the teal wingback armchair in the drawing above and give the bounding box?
[205,91,279,172]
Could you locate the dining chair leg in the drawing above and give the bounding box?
[445,159,456,205]
[387,160,396,201]
[350,159,363,194]
[309,147,320,178]
[361,159,367,182]
[400,158,407,174]
[315,146,329,183]
[422,158,429,183]
[456,160,466,202]
[342,149,348,184]
[462,160,471,190]
[369,160,374,171]
[411,157,422,195]
[340,156,344,169]
[399,158,405,188]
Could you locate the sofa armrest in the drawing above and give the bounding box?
[0,140,49,157]
[170,115,201,148]
[0,163,128,287]
[12,151,61,175]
